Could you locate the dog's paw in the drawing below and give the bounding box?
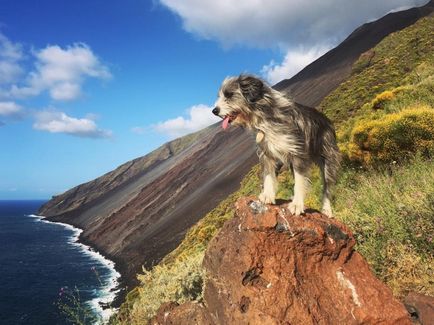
[259,191,275,204]
[321,200,334,218]
[321,207,334,218]
[288,201,304,216]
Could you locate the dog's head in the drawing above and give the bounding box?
[212,74,268,129]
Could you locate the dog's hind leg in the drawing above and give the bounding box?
[319,158,338,218]
[259,155,278,204]
[288,159,309,216]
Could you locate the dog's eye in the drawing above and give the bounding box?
[224,90,233,99]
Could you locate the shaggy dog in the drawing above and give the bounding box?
[212,74,340,217]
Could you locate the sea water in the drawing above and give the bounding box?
[0,200,120,325]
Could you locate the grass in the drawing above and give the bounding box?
[334,157,434,297]
[115,252,204,324]
[57,286,99,325]
[112,17,434,324]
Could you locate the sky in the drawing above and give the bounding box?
[0,0,428,199]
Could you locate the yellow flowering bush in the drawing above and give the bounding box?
[371,90,395,109]
[347,106,434,165]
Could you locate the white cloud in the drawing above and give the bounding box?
[160,0,428,83]
[153,104,220,138]
[262,46,329,84]
[33,110,112,138]
[0,33,24,85]
[159,0,428,49]
[0,101,22,116]
[11,43,111,101]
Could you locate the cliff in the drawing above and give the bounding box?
[39,124,257,289]
[151,197,412,325]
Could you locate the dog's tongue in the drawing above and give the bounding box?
[222,116,230,130]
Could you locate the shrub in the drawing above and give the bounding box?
[371,90,395,109]
[116,252,204,325]
[347,106,434,165]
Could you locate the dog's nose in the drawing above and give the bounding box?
[212,107,220,116]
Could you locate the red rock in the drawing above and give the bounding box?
[404,292,434,325]
[150,302,212,325]
[153,197,412,325]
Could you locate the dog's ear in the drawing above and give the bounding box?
[238,75,264,103]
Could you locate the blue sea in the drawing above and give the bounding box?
[0,200,120,325]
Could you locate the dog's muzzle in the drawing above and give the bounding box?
[212,107,220,116]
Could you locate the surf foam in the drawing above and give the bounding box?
[28,214,121,324]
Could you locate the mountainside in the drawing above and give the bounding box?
[274,0,434,107]
[115,8,434,325]
[40,124,257,288]
[39,0,434,297]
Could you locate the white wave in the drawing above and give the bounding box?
[28,214,121,324]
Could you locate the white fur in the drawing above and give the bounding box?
[288,169,307,215]
[259,173,277,204]
[321,197,333,218]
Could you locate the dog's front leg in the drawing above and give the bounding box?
[288,168,308,215]
[259,156,277,204]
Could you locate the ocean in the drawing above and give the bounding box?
[0,200,120,325]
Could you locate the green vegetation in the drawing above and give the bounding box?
[346,106,434,164]
[114,166,261,324]
[113,17,434,324]
[57,286,100,325]
[335,157,434,297]
[320,17,434,124]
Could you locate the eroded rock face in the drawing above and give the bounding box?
[154,197,412,325]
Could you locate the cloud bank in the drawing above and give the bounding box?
[10,43,111,101]
[159,0,427,48]
[0,32,112,137]
[262,46,329,84]
[159,0,428,81]
[33,110,112,138]
[152,104,220,138]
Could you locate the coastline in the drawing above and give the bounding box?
[29,214,121,323]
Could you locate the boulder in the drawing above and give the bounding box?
[153,197,412,324]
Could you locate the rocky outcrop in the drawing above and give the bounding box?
[153,197,412,325]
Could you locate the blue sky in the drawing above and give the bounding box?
[0,0,427,199]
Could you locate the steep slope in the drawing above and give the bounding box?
[274,0,434,107]
[40,1,434,295]
[40,124,257,288]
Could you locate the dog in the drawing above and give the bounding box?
[212,74,340,217]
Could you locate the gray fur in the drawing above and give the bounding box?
[213,74,341,217]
